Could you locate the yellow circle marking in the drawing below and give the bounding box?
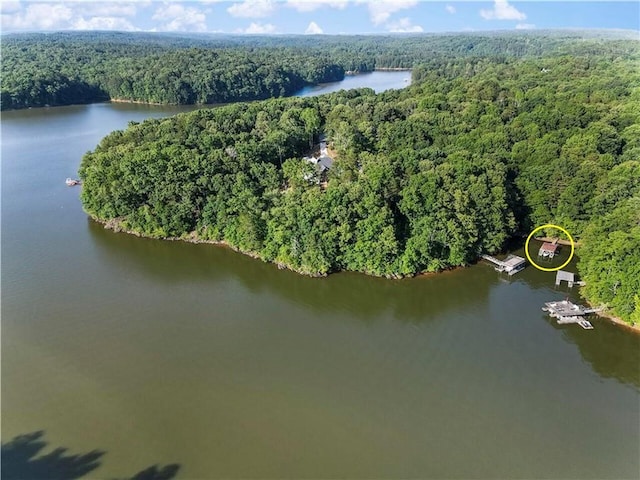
[525,224,575,272]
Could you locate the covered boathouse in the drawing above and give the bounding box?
[538,241,559,259]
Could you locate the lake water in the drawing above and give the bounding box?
[2,72,639,479]
[295,70,412,96]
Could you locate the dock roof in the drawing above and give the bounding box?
[503,255,526,267]
[540,242,558,252]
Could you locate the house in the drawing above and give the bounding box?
[304,134,333,182]
[317,155,333,172]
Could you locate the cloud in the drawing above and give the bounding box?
[480,0,526,21]
[152,4,207,32]
[445,5,456,14]
[304,21,323,34]
[515,23,535,30]
[286,0,348,12]
[73,16,139,31]
[1,1,145,31]
[238,22,277,33]
[227,0,275,18]
[386,17,423,33]
[0,1,22,15]
[75,3,138,18]
[357,0,418,26]
[2,2,73,30]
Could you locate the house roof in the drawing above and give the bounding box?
[318,155,333,170]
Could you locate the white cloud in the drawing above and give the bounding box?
[286,0,348,12]
[515,23,535,30]
[304,20,323,34]
[1,1,146,31]
[227,0,275,18]
[2,3,73,30]
[445,5,456,14]
[386,17,423,33]
[73,16,139,31]
[238,22,277,33]
[152,4,207,32]
[0,1,22,15]
[75,3,138,18]
[480,0,526,21]
[357,0,418,26]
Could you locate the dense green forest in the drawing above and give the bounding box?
[78,34,640,324]
[2,30,636,110]
[1,34,344,109]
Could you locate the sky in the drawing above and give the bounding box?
[1,1,638,35]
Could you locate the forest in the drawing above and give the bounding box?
[78,33,640,325]
[3,30,636,110]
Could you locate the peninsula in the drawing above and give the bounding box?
[74,33,640,326]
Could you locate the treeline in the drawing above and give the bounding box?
[1,37,344,109]
[79,39,640,323]
[3,31,637,110]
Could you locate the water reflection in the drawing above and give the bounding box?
[559,319,640,388]
[87,219,640,390]
[1,431,180,480]
[87,219,497,324]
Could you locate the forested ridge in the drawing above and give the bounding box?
[78,34,640,324]
[1,34,344,109]
[2,30,636,110]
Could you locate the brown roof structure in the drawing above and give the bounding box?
[539,242,558,253]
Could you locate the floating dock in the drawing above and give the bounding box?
[481,254,526,276]
[542,300,600,329]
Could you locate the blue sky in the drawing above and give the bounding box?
[1,1,638,34]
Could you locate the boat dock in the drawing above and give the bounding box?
[555,270,586,288]
[538,241,559,259]
[481,254,526,276]
[542,300,601,329]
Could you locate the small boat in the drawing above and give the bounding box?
[65,178,81,186]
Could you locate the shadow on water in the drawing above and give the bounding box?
[556,319,640,388]
[1,431,180,480]
[87,219,497,323]
[87,220,640,388]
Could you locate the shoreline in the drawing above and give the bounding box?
[95,216,327,277]
[4,71,411,112]
[374,67,412,71]
[92,216,454,280]
[534,236,582,247]
[593,307,640,334]
[94,218,639,333]
[109,98,168,106]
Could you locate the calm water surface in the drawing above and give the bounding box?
[295,70,411,96]
[2,73,639,479]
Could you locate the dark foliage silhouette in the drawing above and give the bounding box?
[128,464,180,480]
[1,431,180,480]
[1,431,103,480]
